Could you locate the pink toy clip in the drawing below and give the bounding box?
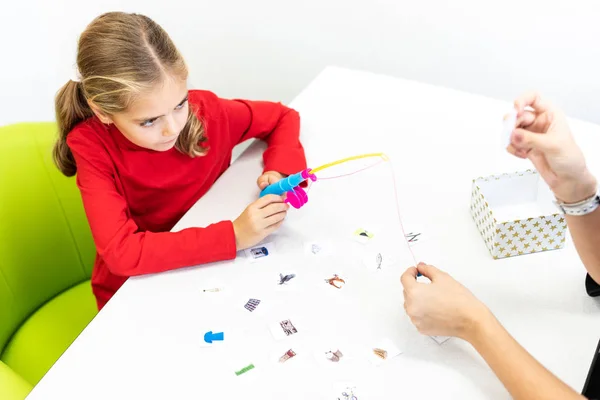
[284,169,317,209]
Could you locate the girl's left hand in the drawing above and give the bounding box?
[257,171,287,190]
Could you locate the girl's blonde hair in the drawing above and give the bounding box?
[53,12,207,177]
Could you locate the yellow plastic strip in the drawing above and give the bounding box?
[311,153,388,174]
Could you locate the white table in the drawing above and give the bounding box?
[27,66,600,399]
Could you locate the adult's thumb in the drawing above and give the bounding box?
[416,263,443,281]
[400,267,419,289]
[513,128,553,152]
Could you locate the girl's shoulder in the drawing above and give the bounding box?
[187,89,227,120]
[66,117,114,162]
[67,117,107,146]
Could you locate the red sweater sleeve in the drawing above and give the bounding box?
[220,98,307,175]
[67,130,236,277]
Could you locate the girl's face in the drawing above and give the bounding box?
[110,76,189,151]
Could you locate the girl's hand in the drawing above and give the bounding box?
[232,194,288,250]
[400,263,491,341]
[257,171,286,190]
[507,92,597,203]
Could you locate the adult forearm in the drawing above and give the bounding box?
[567,208,600,284]
[467,311,585,400]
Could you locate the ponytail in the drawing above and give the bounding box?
[53,80,94,177]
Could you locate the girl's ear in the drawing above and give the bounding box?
[87,100,113,124]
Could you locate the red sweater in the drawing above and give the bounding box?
[67,90,307,310]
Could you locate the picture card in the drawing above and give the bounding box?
[198,322,247,348]
[200,280,228,297]
[268,318,302,341]
[274,270,301,292]
[269,345,302,365]
[229,357,263,384]
[313,340,357,367]
[303,239,334,256]
[405,231,424,247]
[332,382,361,400]
[243,298,261,312]
[244,242,276,263]
[322,272,347,290]
[352,227,375,244]
[365,337,402,366]
[361,249,398,272]
[234,362,256,377]
[431,335,451,345]
[199,328,226,348]
[318,267,352,306]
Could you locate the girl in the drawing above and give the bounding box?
[53,12,307,310]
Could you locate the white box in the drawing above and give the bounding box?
[470,170,567,259]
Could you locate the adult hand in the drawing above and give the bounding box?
[507,92,597,203]
[400,263,491,341]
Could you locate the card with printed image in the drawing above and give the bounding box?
[303,239,335,256]
[331,382,361,400]
[352,227,376,245]
[268,318,303,341]
[242,298,262,312]
[361,248,399,272]
[313,339,358,367]
[269,342,307,365]
[200,280,228,296]
[363,337,402,366]
[431,335,451,345]
[230,292,271,319]
[274,270,302,292]
[198,327,227,348]
[244,242,276,263]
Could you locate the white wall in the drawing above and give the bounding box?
[1,0,600,127]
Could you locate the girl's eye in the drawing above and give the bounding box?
[140,118,157,127]
[175,99,188,110]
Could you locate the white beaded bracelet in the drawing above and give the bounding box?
[554,189,600,216]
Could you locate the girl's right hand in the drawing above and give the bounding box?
[507,92,597,203]
[232,194,289,250]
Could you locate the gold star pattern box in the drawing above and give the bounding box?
[470,169,567,259]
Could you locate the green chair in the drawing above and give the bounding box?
[0,122,98,399]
